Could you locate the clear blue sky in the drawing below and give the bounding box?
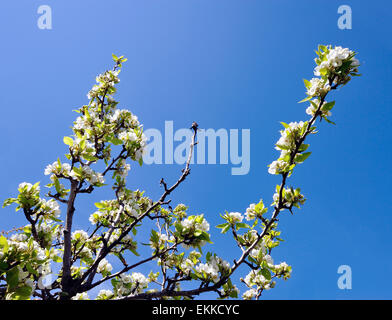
[1,0,391,299]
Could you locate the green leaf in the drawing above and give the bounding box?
[26,263,38,276]
[150,230,159,243]
[318,44,327,52]
[324,117,336,125]
[6,267,19,289]
[94,202,105,209]
[303,79,311,89]
[63,136,74,146]
[14,285,32,300]
[206,252,212,261]
[247,256,258,265]
[221,224,231,234]
[310,100,318,108]
[2,198,16,208]
[322,101,335,111]
[54,178,61,194]
[198,231,211,242]
[129,248,140,257]
[295,152,312,163]
[82,154,99,162]
[52,255,62,263]
[261,268,272,280]
[111,138,123,146]
[235,223,250,231]
[193,230,202,237]
[280,122,290,129]
[298,144,309,152]
[298,96,312,103]
[0,261,9,272]
[0,236,8,254]
[275,144,290,150]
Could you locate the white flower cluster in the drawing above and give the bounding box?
[227,212,244,223]
[78,246,93,261]
[179,215,210,249]
[275,121,306,153]
[150,232,175,251]
[72,230,89,241]
[89,196,141,228]
[44,161,104,186]
[115,272,149,297]
[305,45,359,99]
[180,215,210,234]
[35,221,61,246]
[17,266,35,291]
[180,251,202,275]
[195,256,231,283]
[116,159,131,179]
[118,130,138,143]
[72,292,89,300]
[76,165,105,185]
[314,46,358,77]
[244,200,268,221]
[104,230,136,255]
[44,161,71,177]
[244,270,275,292]
[272,187,305,208]
[273,262,292,280]
[18,182,39,193]
[38,199,61,218]
[8,236,46,261]
[87,69,120,100]
[242,288,258,300]
[123,132,147,163]
[268,121,309,175]
[306,77,331,97]
[306,99,331,117]
[96,289,114,300]
[37,262,53,290]
[220,284,240,298]
[249,244,267,261]
[242,251,292,299]
[43,59,148,205]
[268,159,289,175]
[107,109,146,162]
[1,236,57,295]
[245,204,257,221]
[97,258,113,274]
[17,182,41,206]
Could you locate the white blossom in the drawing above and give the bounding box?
[97,258,113,274]
[72,292,89,300]
[243,288,258,300]
[96,289,114,300]
[228,212,243,223]
[268,160,287,175]
[72,230,89,241]
[306,77,331,97]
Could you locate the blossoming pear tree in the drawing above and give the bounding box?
[0,46,360,300]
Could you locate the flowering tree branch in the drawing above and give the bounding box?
[0,47,360,300]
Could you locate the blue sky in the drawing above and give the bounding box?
[1,0,391,299]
